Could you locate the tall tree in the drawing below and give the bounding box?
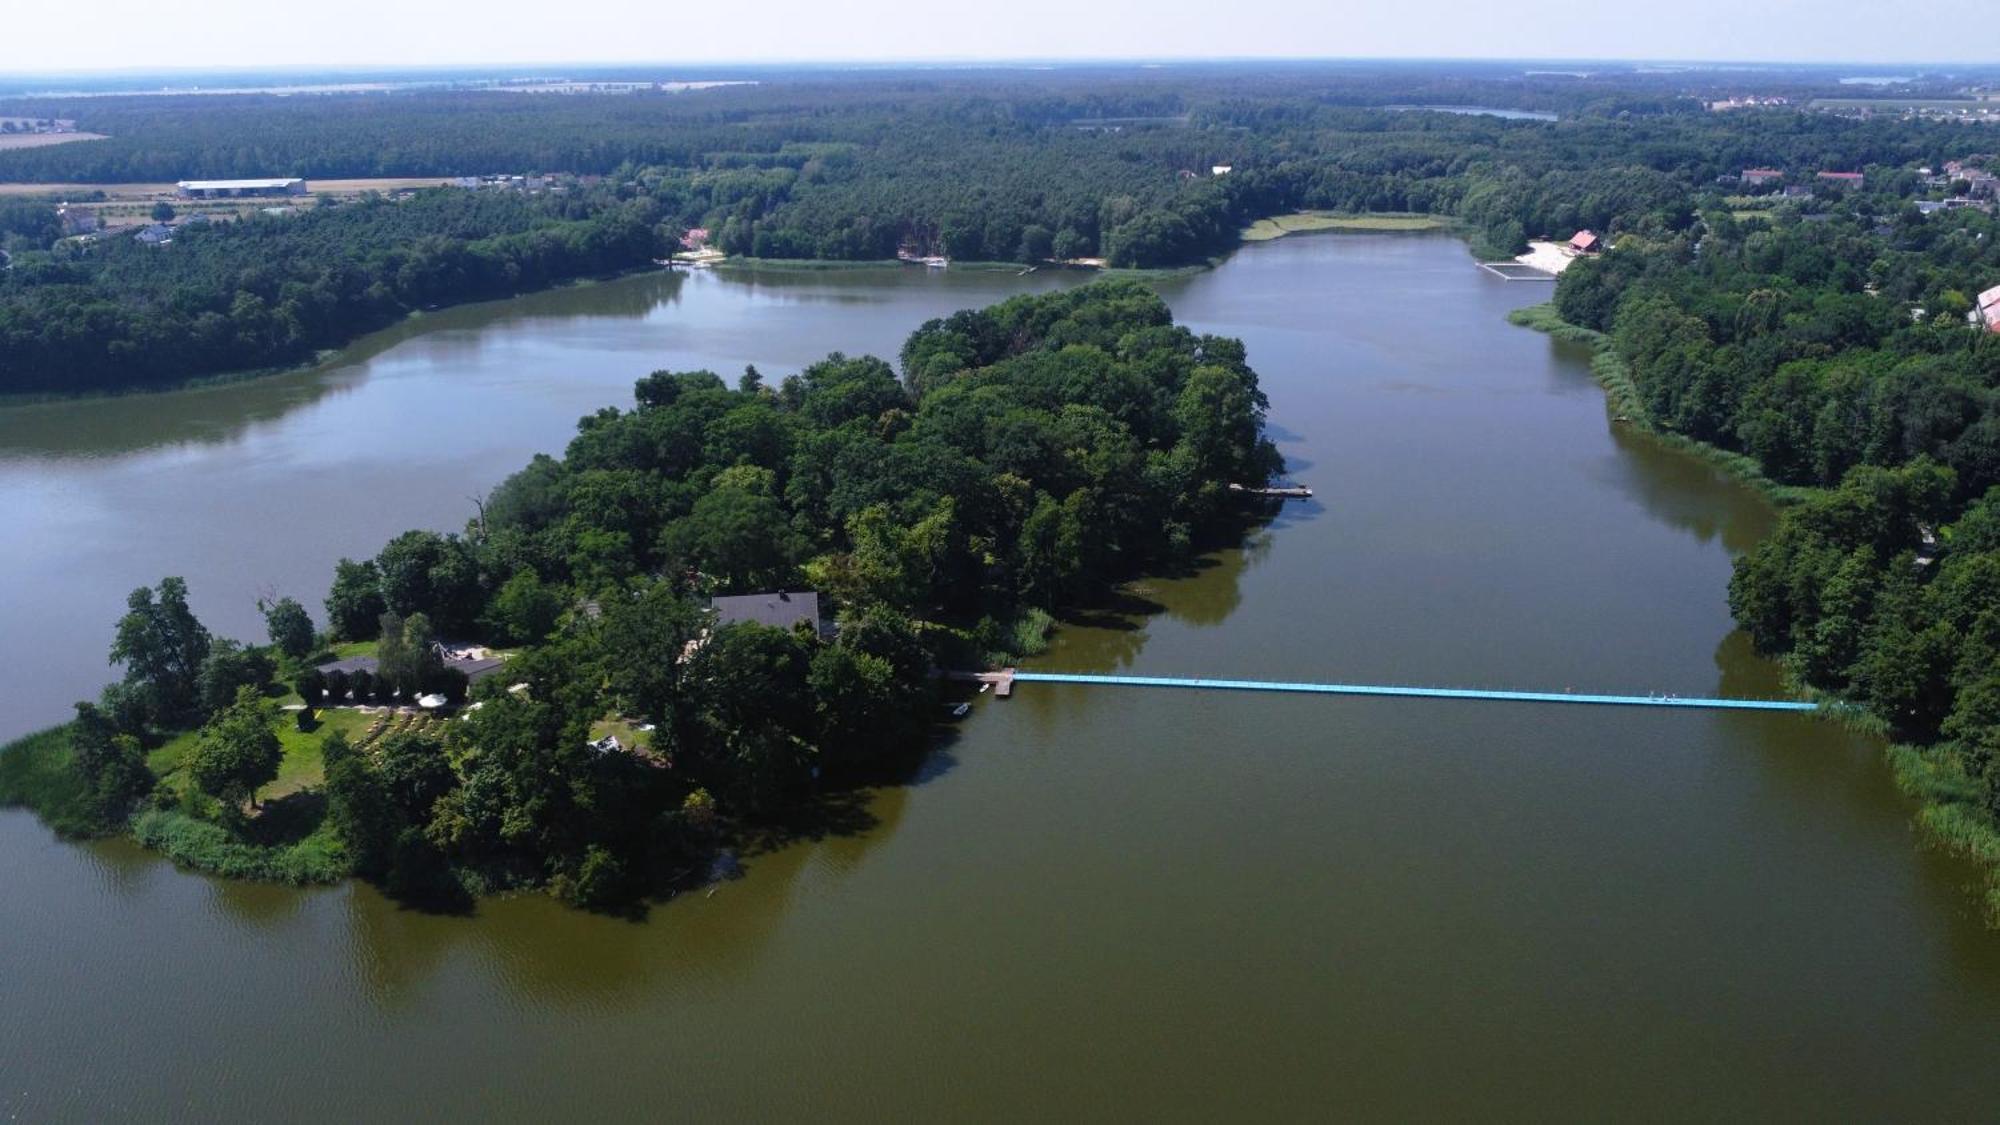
[325,559,386,640]
[186,686,283,819]
[262,596,316,661]
[108,577,212,729]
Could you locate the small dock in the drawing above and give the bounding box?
[1230,483,1313,499]
[1477,261,1558,282]
[943,668,1015,697]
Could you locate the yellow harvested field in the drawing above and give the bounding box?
[0,176,455,198]
[0,132,108,150]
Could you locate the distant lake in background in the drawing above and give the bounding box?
[1384,104,1558,120]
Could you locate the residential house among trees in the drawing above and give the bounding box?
[1567,229,1601,255]
[316,643,506,685]
[708,590,832,638]
[1978,285,2000,333]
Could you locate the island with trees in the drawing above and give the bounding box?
[0,281,1282,908]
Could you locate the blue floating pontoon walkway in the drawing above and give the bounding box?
[1006,672,1818,712]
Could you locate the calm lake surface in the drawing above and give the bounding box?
[4,234,1998,1118]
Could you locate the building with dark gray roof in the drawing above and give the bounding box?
[315,648,506,683]
[708,590,830,637]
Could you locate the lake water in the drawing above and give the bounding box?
[3,235,1997,1118]
[1383,105,1558,121]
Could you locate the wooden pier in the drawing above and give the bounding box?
[943,668,1015,697]
[1476,261,1558,282]
[1230,483,1314,499]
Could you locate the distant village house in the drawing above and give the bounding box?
[1978,285,2000,334]
[0,116,77,134]
[1740,168,1784,186]
[1709,96,1789,112]
[57,207,100,236]
[1567,230,1601,255]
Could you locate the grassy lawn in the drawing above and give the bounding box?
[1241,212,1445,241]
[269,709,371,797]
[148,707,370,801]
[588,715,654,754]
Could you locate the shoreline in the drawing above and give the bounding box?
[0,263,670,410]
[1506,300,2000,925]
[0,213,1429,408]
[1505,304,1812,505]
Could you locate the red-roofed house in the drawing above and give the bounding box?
[1816,171,1865,185]
[1568,230,1601,255]
[1979,285,2000,333]
[1741,168,1784,186]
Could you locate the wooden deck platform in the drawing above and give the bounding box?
[1229,483,1313,499]
[942,668,1016,696]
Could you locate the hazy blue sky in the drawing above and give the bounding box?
[3,0,1996,73]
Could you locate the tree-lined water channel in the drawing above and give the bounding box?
[3,233,1997,1118]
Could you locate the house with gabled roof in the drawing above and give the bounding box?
[1978,285,2000,333]
[708,590,832,638]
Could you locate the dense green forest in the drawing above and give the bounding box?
[0,189,659,393]
[0,282,1281,907]
[1547,193,2000,905]
[6,69,1999,395]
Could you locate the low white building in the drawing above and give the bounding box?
[176,178,308,200]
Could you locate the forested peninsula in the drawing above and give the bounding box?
[0,282,1282,908]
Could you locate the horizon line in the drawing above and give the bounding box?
[3,55,1998,81]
